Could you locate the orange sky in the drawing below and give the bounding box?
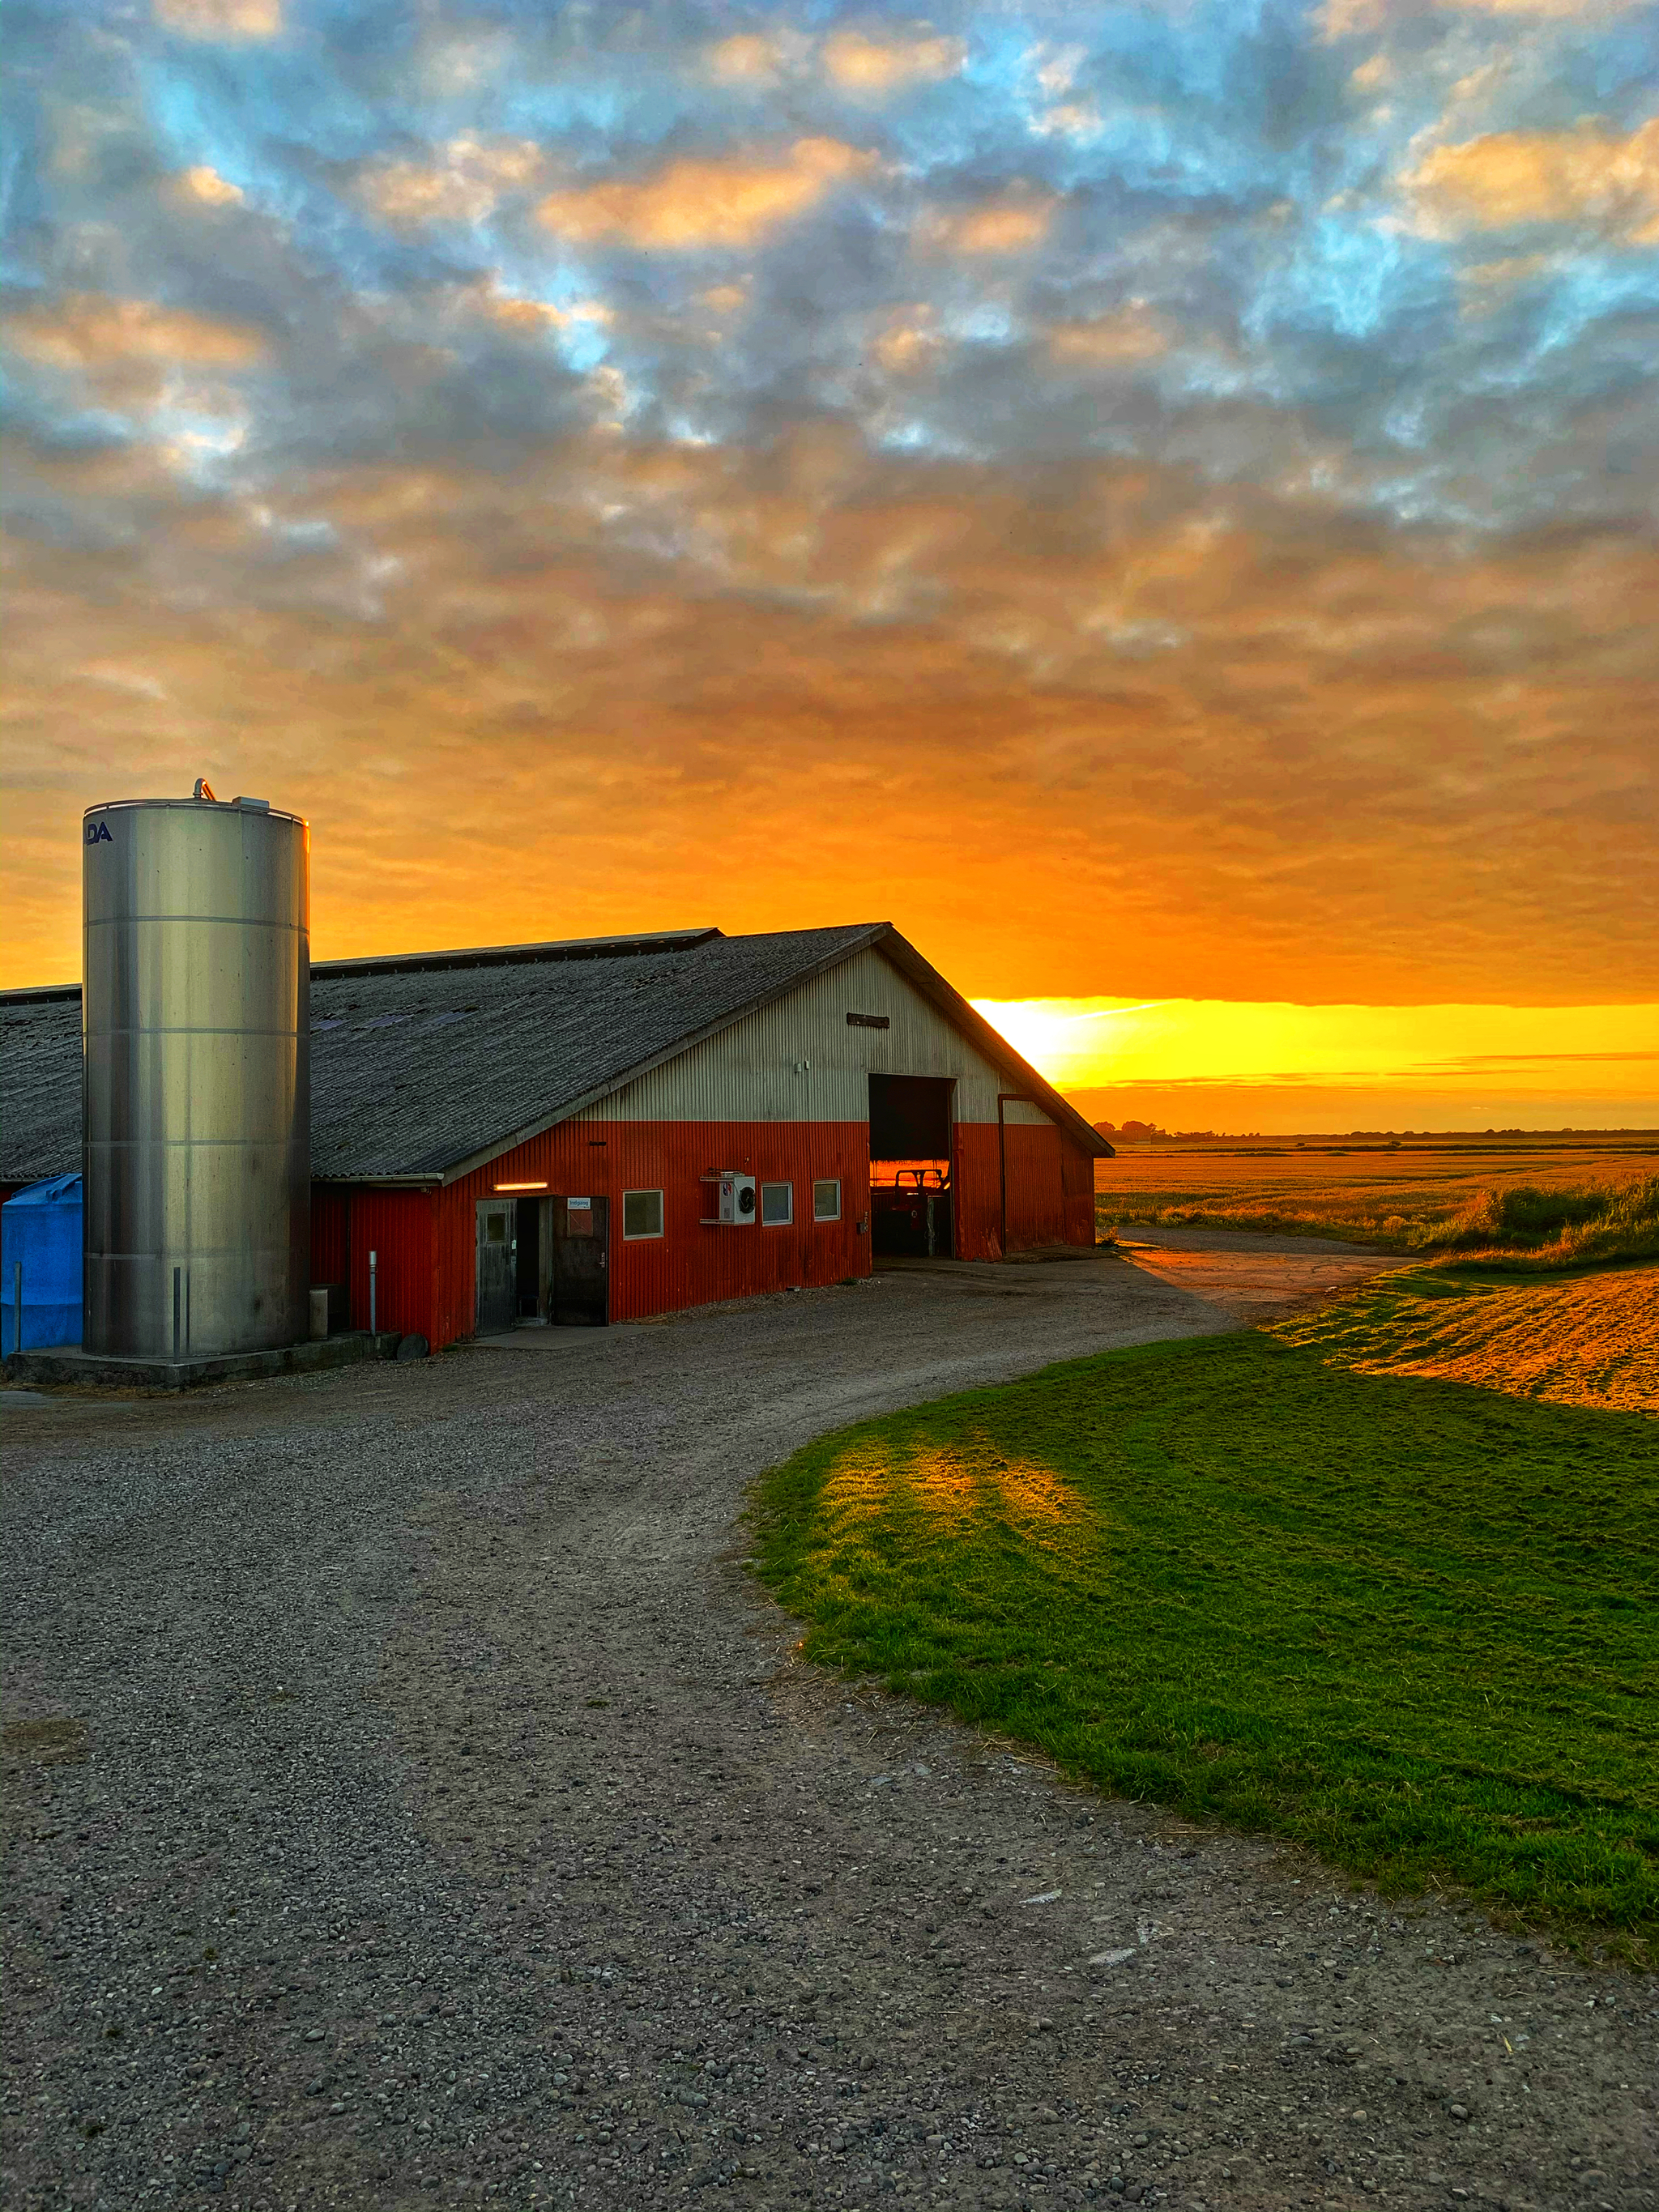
[976,998,1659,1134]
[3,0,1655,1127]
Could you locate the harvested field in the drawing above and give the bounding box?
[1094,1136,1659,1260]
[1278,1264,1659,1413]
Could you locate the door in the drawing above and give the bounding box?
[550,1195,608,1327]
[475,1199,515,1335]
[514,1196,542,1318]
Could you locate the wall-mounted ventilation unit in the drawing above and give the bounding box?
[700,1171,757,1225]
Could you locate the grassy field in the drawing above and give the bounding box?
[1096,1137,1659,1268]
[1277,1264,1659,1414]
[752,1333,1659,1957]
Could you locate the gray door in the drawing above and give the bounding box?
[550,1196,608,1327]
[476,1199,515,1335]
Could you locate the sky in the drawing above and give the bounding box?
[2,0,1655,1127]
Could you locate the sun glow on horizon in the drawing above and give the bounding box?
[971,998,1659,1108]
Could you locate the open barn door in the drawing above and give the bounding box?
[868,1074,955,1258]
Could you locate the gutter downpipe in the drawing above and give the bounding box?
[996,1092,1040,1261]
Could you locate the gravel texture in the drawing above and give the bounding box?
[3,1236,1654,2212]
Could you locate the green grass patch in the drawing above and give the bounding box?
[750,1334,1659,1957]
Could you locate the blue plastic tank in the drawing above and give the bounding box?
[2,1174,83,1353]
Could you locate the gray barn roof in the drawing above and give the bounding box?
[2,924,1110,1186]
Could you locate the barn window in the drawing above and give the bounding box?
[813,1178,842,1222]
[761,1181,793,1226]
[623,1189,663,1240]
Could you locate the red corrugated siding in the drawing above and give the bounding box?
[1000,1122,1068,1250]
[433,1121,873,1346]
[346,1187,436,1342]
[1062,1136,1097,1247]
[952,1124,1003,1261]
[314,1113,1097,1351]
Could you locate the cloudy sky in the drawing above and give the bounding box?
[3,0,1655,1122]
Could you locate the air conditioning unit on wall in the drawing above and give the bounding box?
[701,1171,757,1225]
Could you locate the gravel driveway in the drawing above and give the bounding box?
[3,1235,1654,2212]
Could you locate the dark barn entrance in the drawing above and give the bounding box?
[550,1195,609,1326]
[868,1074,954,1259]
[515,1197,541,1318]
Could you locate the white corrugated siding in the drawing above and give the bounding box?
[580,946,1052,1127]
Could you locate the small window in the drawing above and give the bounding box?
[486,1212,508,1243]
[812,1178,842,1223]
[760,1180,793,1226]
[623,1189,664,1240]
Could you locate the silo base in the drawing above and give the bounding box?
[2,1329,405,1393]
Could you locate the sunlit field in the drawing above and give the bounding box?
[1096,1137,1659,1267]
[751,1336,1659,1957]
[1277,1267,1659,1415]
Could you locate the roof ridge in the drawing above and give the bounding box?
[312,927,722,979]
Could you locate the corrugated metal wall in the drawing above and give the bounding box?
[346,1187,435,1342]
[433,1119,872,1345]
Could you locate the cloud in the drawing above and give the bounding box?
[872,308,946,374]
[2,0,1653,1015]
[916,194,1055,256]
[706,32,789,85]
[8,296,263,369]
[1047,309,1167,366]
[154,0,281,39]
[1320,0,1631,28]
[1405,118,1659,241]
[1453,0,1644,14]
[458,280,611,339]
[536,139,875,251]
[173,165,245,208]
[358,137,544,231]
[822,29,965,94]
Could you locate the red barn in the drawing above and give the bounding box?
[2,923,1111,1351]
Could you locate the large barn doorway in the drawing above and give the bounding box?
[868,1074,954,1259]
[550,1195,609,1327]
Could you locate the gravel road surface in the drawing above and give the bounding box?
[3,1234,1654,2212]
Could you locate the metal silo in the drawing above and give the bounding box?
[83,789,309,1358]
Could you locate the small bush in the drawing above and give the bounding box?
[1431,1174,1659,1272]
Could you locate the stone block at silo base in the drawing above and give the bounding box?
[2,1331,404,1392]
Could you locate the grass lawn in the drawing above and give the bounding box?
[750,1333,1659,1958]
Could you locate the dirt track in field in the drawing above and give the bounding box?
[4,1233,1654,2212]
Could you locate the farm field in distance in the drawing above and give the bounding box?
[1094,1132,1656,1230]
[1090,1132,1659,1410]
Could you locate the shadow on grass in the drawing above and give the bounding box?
[748,1333,1658,1963]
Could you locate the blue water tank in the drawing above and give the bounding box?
[2,1174,83,1354]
